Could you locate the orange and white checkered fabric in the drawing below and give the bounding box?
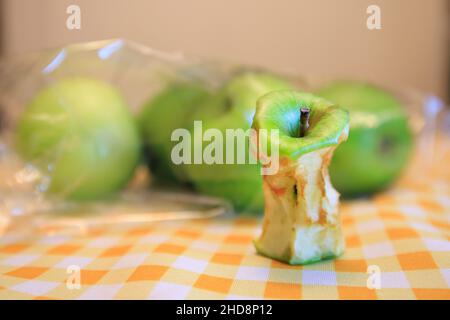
[0,144,449,299]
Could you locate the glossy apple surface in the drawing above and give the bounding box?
[138,83,211,184]
[16,77,141,200]
[184,72,294,212]
[139,72,294,212]
[317,81,413,196]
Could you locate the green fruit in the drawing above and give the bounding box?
[138,83,211,184]
[252,91,349,264]
[139,71,294,212]
[184,72,294,212]
[252,92,349,158]
[16,77,141,200]
[317,81,413,197]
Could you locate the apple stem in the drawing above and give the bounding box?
[299,107,310,137]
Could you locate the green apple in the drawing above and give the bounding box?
[252,91,349,264]
[317,81,413,197]
[138,83,211,184]
[184,72,294,212]
[16,77,141,200]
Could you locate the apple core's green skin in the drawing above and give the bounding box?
[16,77,141,200]
[138,83,211,184]
[317,81,413,197]
[184,73,294,212]
[252,91,349,158]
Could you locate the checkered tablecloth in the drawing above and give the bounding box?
[0,146,449,300]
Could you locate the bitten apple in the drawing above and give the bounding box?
[252,91,349,264]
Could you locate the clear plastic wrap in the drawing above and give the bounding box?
[0,39,448,237]
[0,39,234,236]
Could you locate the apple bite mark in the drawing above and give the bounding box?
[252,91,349,265]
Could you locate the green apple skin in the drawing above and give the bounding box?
[317,81,413,197]
[138,83,211,184]
[184,72,294,212]
[252,91,350,158]
[16,77,141,200]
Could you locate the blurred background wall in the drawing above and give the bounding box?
[0,0,449,101]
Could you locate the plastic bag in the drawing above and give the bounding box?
[0,39,448,237]
[0,39,234,236]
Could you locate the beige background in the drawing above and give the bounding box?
[1,0,449,101]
